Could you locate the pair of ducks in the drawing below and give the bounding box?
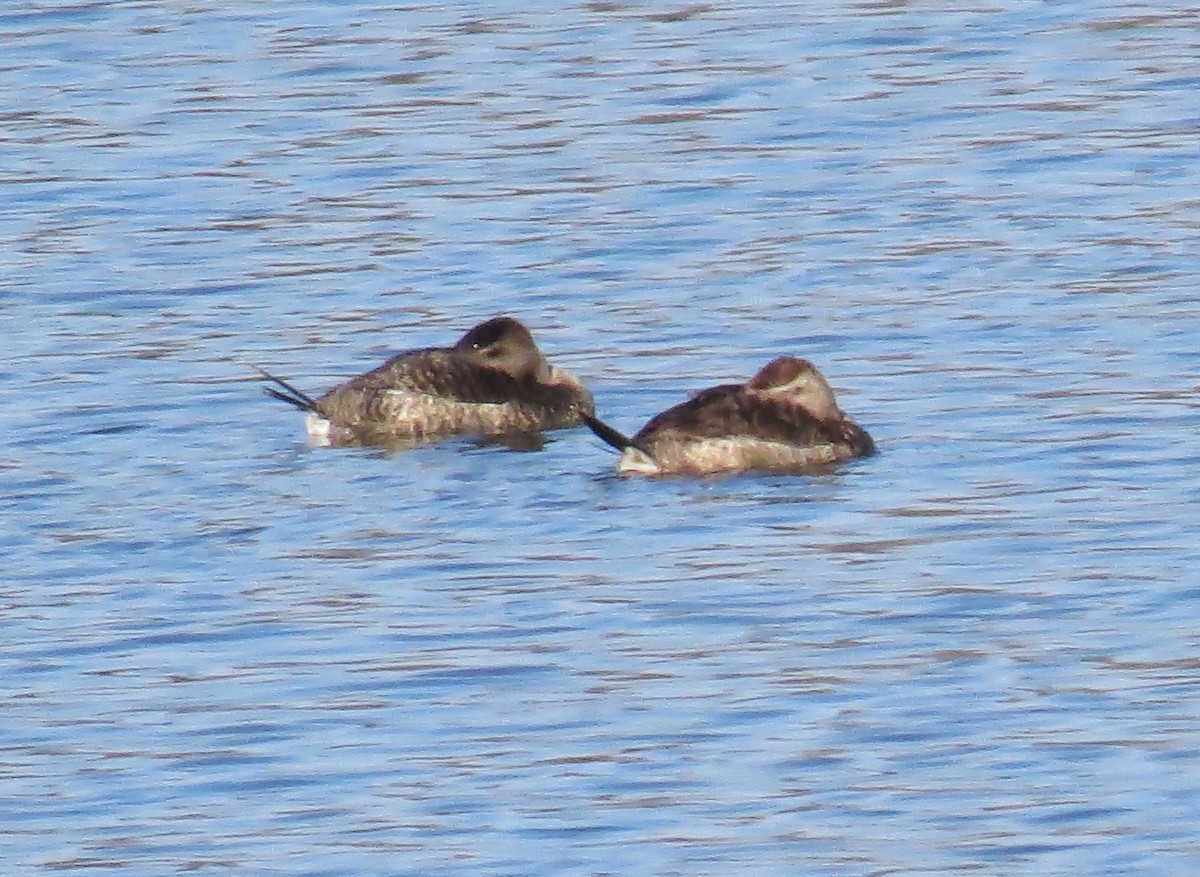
[258,316,875,476]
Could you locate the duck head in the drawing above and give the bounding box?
[454,317,552,382]
[745,356,843,421]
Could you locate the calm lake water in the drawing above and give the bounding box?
[3,2,1199,875]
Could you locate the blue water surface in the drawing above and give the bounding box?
[2,2,1199,875]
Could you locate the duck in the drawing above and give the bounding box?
[257,316,594,446]
[582,356,874,476]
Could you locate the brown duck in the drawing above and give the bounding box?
[582,356,874,476]
[258,317,594,446]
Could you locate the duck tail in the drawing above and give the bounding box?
[252,365,319,413]
[580,411,634,452]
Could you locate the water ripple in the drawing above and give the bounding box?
[3,2,1199,876]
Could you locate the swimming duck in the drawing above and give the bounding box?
[582,356,874,476]
[258,316,594,446]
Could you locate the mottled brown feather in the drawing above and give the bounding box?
[632,384,872,455]
[262,317,593,446]
[586,357,873,476]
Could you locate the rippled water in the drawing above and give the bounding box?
[3,2,1199,875]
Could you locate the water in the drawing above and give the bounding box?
[3,1,1199,875]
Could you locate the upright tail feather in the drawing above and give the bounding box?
[580,411,634,452]
[252,365,320,413]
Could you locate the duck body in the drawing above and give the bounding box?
[260,317,593,446]
[584,357,873,476]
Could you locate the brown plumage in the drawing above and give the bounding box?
[257,317,594,446]
[583,356,874,476]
